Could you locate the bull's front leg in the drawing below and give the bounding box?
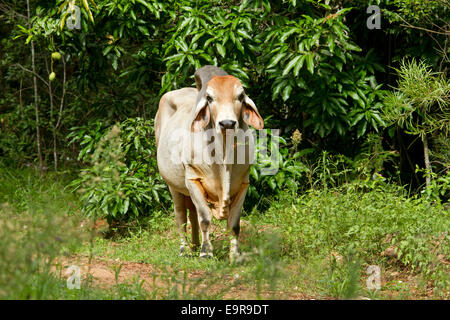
[228,182,249,263]
[186,178,214,258]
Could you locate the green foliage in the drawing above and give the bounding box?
[248,131,399,207]
[160,1,386,138]
[262,8,385,137]
[382,58,449,187]
[353,133,399,180]
[323,248,362,299]
[67,120,109,161]
[0,0,447,175]
[257,183,450,293]
[0,107,37,166]
[418,165,450,203]
[70,118,169,224]
[1,0,450,300]
[248,128,311,204]
[0,168,85,299]
[1,164,449,299]
[0,209,81,299]
[237,232,284,299]
[382,59,449,137]
[381,0,449,68]
[161,0,261,91]
[384,0,448,25]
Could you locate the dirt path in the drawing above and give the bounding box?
[56,254,317,300]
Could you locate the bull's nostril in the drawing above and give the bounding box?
[219,120,237,130]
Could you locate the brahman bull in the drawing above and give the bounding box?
[155,65,263,262]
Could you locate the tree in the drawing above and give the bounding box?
[382,59,449,187]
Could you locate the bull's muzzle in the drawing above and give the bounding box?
[219,120,237,130]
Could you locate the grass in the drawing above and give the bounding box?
[0,166,448,299]
[256,183,449,298]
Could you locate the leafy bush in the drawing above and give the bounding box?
[161,1,385,138]
[418,165,450,203]
[248,128,311,205]
[262,12,385,138]
[70,118,170,224]
[248,131,399,207]
[161,0,261,91]
[0,107,40,167]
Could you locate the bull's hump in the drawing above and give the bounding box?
[194,65,228,91]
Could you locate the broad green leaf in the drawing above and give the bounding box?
[305,53,314,74]
[268,179,277,190]
[282,55,302,76]
[216,43,226,58]
[282,84,292,101]
[357,121,367,138]
[267,52,287,69]
[237,29,251,40]
[250,166,258,180]
[293,55,306,76]
[82,0,94,23]
[327,34,335,52]
[235,38,245,54]
[272,79,287,100]
[372,113,386,126]
[280,27,298,42]
[351,113,364,126]
[344,42,361,52]
[103,45,113,56]
[347,91,359,100]
[138,26,150,36]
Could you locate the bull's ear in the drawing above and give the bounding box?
[191,97,210,132]
[242,95,264,129]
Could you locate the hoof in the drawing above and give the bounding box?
[229,251,241,264]
[200,242,213,259]
[199,252,213,259]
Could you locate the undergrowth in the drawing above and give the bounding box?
[0,166,448,299]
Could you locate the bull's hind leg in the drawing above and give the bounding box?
[186,179,213,258]
[185,196,200,250]
[169,187,188,256]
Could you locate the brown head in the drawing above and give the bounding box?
[191,75,264,133]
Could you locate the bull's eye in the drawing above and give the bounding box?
[206,95,213,103]
[238,93,245,102]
